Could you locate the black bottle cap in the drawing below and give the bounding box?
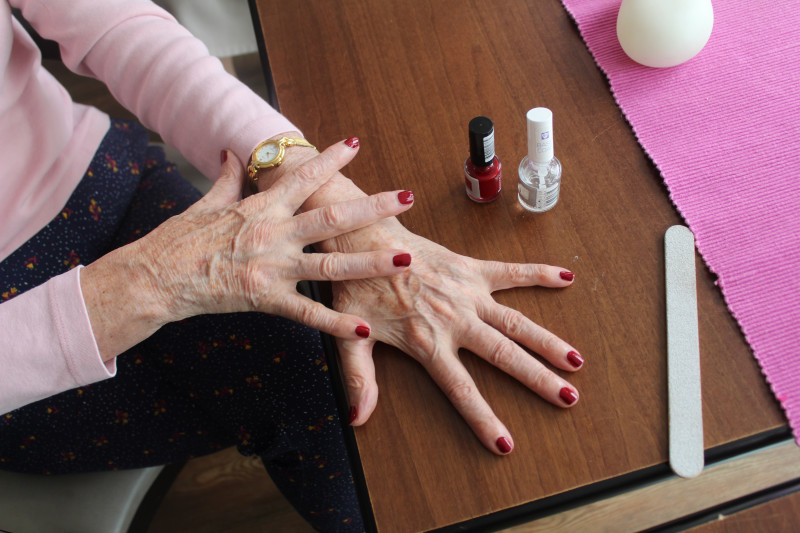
[468,116,495,167]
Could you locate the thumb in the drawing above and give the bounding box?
[337,337,379,426]
[205,149,245,207]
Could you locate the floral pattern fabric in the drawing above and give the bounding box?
[0,120,362,532]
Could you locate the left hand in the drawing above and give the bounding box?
[330,218,582,455]
[252,135,582,455]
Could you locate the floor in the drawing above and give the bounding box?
[44,53,313,533]
[145,447,311,533]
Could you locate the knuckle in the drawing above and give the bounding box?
[320,204,346,229]
[445,380,476,405]
[532,263,549,283]
[539,333,560,355]
[504,262,528,282]
[317,253,341,279]
[487,340,517,370]
[293,159,322,185]
[296,301,324,327]
[527,368,550,393]
[451,255,472,273]
[500,309,526,338]
[344,374,368,394]
[405,328,438,359]
[372,192,394,214]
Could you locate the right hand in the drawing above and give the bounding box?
[82,139,414,358]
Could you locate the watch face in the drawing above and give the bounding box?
[256,141,281,164]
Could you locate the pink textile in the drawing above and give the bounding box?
[559,0,800,440]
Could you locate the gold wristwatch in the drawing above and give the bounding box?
[247,137,316,184]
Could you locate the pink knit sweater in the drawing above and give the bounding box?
[1,0,297,414]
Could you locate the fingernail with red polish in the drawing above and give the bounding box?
[349,406,358,424]
[355,325,370,338]
[345,137,360,149]
[496,436,513,454]
[560,271,575,282]
[393,253,412,267]
[220,150,228,164]
[559,387,578,405]
[567,350,584,369]
[398,190,414,204]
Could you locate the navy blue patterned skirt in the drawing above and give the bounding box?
[0,120,362,531]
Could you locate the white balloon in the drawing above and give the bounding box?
[617,0,714,68]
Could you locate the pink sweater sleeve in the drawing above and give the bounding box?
[2,0,303,413]
[0,267,115,415]
[13,0,299,179]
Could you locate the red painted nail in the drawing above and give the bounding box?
[560,271,575,282]
[349,406,358,424]
[496,436,513,454]
[355,325,370,338]
[344,137,360,149]
[559,387,578,405]
[220,149,228,164]
[567,351,584,368]
[393,253,412,267]
[398,190,414,204]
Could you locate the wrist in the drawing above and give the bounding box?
[80,241,171,360]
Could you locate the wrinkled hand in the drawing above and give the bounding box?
[142,141,417,338]
[242,135,582,455]
[84,140,417,360]
[332,220,582,455]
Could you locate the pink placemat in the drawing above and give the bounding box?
[559,0,800,441]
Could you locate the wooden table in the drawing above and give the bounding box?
[249,1,789,531]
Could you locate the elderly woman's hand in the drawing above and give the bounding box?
[239,134,582,456]
[330,220,582,456]
[81,139,414,359]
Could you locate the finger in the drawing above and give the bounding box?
[202,150,246,208]
[292,190,415,244]
[479,261,576,292]
[260,139,359,215]
[478,301,584,372]
[423,350,515,455]
[460,314,580,408]
[298,250,412,281]
[273,292,373,341]
[336,337,379,426]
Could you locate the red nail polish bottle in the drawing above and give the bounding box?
[464,116,502,203]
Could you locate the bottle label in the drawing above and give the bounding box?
[536,130,553,159]
[534,183,560,210]
[465,170,501,201]
[465,172,482,198]
[483,130,495,164]
[520,182,559,210]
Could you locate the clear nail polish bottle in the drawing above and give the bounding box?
[518,108,561,212]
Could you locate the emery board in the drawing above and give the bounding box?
[665,225,703,478]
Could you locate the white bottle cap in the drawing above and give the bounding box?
[527,107,554,164]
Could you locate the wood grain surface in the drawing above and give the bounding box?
[253,0,787,531]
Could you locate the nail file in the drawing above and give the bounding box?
[665,225,703,478]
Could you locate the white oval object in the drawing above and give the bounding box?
[617,0,714,68]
